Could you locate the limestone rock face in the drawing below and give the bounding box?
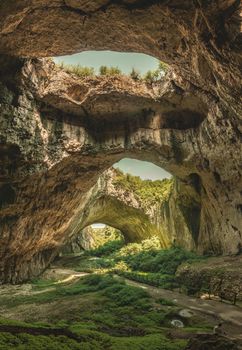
[62,168,200,253]
[0,0,241,283]
[0,1,241,111]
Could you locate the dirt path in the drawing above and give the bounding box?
[47,267,242,336]
[2,267,240,346]
[47,267,242,343]
[122,277,242,344]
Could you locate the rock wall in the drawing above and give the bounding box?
[61,225,123,253]
[0,0,241,283]
[61,168,201,253]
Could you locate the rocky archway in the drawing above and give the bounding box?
[62,167,201,251]
[0,1,241,283]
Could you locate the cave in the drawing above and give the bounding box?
[57,159,199,255]
[0,1,240,282]
[0,1,241,349]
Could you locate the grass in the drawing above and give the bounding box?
[0,272,214,349]
[57,242,204,291]
[57,63,95,78]
[88,239,125,257]
[0,274,197,350]
[0,331,187,350]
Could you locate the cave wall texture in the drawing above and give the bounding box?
[0,0,241,283]
[61,168,201,254]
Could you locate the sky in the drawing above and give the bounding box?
[54,50,159,75]
[113,158,171,181]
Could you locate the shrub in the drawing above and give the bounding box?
[88,239,125,257]
[103,283,150,307]
[130,68,141,81]
[58,62,95,78]
[143,61,169,84]
[123,247,199,275]
[159,298,175,306]
[144,69,160,84]
[99,65,122,76]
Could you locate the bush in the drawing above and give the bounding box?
[144,69,160,84]
[123,247,199,275]
[103,283,150,307]
[119,271,177,289]
[143,61,169,84]
[88,239,125,257]
[58,62,95,78]
[130,68,141,81]
[159,298,175,306]
[99,65,122,76]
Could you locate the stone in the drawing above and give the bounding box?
[171,319,184,328]
[179,309,194,318]
[0,1,241,283]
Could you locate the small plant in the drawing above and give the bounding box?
[158,61,169,73]
[159,298,175,306]
[144,69,160,84]
[99,65,122,76]
[130,68,141,81]
[57,62,95,78]
[88,239,125,257]
[103,283,150,307]
[143,61,169,84]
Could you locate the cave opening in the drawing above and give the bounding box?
[0,2,241,348]
[50,50,207,130]
[53,50,162,77]
[61,157,175,254]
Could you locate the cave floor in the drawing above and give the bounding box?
[0,260,241,349]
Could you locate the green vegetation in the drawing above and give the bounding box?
[115,246,202,289]
[113,168,174,205]
[85,226,123,250]
[143,61,169,84]
[129,68,141,81]
[68,230,240,305]
[60,234,203,291]
[0,274,197,350]
[57,62,95,78]
[0,330,187,350]
[88,239,124,257]
[99,65,122,75]
[56,60,169,83]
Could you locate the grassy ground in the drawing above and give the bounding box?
[0,273,213,350]
[55,243,204,290]
[58,242,241,304]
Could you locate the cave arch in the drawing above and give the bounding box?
[80,195,166,244]
[0,2,241,283]
[0,56,241,284]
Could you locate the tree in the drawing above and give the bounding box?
[130,68,141,81]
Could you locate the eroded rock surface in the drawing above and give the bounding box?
[72,168,201,249]
[185,334,238,350]
[0,0,241,283]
